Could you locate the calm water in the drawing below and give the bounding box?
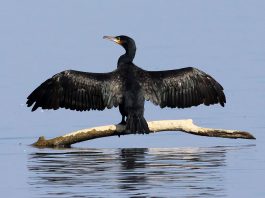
[0,138,263,198]
[1,1,265,197]
[26,146,250,198]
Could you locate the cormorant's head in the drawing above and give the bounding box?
[103,35,136,53]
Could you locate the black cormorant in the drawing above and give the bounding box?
[27,35,226,134]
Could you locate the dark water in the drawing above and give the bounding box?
[26,146,255,198]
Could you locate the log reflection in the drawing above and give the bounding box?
[28,146,251,197]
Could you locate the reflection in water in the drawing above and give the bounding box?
[27,146,251,198]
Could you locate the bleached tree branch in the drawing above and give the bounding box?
[32,119,255,148]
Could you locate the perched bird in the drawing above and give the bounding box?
[27,35,226,134]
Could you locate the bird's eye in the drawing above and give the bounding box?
[115,36,123,44]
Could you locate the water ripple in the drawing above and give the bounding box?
[27,146,251,198]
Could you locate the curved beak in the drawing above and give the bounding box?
[103,35,122,45]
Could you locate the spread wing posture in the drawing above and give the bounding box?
[27,70,123,112]
[138,67,226,109]
[27,35,226,134]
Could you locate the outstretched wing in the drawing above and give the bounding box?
[138,67,226,108]
[27,70,123,111]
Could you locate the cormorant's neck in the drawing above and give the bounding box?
[118,46,136,66]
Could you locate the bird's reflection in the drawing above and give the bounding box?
[118,148,148,191]
[27,145,253,198]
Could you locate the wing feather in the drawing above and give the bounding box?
[27,69,123,111]
[138,67,226,108]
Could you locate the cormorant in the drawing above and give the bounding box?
[27,35,226,134]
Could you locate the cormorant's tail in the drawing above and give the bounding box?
[126,114,150,134]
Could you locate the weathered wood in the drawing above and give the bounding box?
[32,119,255,148]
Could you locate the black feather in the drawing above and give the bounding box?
[27,36,226,134]
[26,70,123,112]
[137,67,226,109]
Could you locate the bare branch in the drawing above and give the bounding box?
[32,119,255,148]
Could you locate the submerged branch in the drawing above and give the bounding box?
[32,119,255,148]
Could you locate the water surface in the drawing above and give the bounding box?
[1,1,265,197]
[27,146,250,198]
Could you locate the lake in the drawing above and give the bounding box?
[0,138,263,198]
[1,1,265,197]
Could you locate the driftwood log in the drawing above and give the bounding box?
[32,119,255,148]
